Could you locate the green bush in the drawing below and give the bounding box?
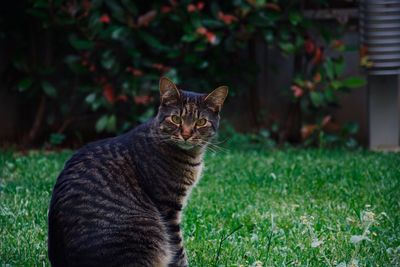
[4,0,363,146]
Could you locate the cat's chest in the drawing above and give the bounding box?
[180,158,204,185]
[171,152,204,184]
[191,162,204,184]
[181,162,204,206]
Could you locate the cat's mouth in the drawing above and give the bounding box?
[174,138,202,150]
[177,142,196,150]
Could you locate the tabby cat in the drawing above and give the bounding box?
[48,77,228,267]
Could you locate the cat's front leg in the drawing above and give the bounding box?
[169,247,188,267]
[168,230,189,267]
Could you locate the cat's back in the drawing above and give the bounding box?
[48,124,171,267]
[51,131,138,207]
[52,122,151,195]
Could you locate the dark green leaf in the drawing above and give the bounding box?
[330,80,343,90]
[38,67,55,76]
[343,122,359,135]
[294,34,304,49]
[342,77,366,88]
[69,38,94,50]
[41,81,57,97]
[184,54,198,64]
[49,133,65,145]
[202,19,224,28]
[12,58,28,72]
[137,31,169,51]
[191,17,202,29]
[167,49,181,59]
[85,93,96,104]
[164,68,179,83]
[334,58,345,76]
[18,78,33,92]
[33,1,49,8]
[111,27,127,40]
[198,61,209,69]
[310,91,324,107]
[181,34,198,43]
[194,42,207,52]
[325,59,335,79]
[248,12,270,27]
[263,30,274,43]
[319,25,334,43]
[96,115,108,132]
[294,77,305,87]
[121,0,137,14]
[101,50,116,70]
[105,1,125,23]
[279,28,291,41]
[289,11,302,26]
[64,55,87,73]
[324,88,337,102]
[279,42,295,54]
[346,138,358,148]
[127,48,141,58]
[138,108,154,123]
[26,9,48,19]
[106,115,117,132]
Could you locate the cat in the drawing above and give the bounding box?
[48,77,228,267]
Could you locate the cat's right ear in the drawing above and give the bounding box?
[159,77,180,105]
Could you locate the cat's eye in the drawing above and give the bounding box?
[171,115,182,124]
[196,118,207,127]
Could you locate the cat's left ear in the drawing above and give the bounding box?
[159,77,180,105]
[205,86,228,112]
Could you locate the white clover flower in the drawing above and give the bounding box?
[350,235,371,244]
[300,215,309,225]
[386,247,394,254]
[311,239,323,248]
[292,204,300,209]
[346,217,355,224]
[362,211,376,224]
[250,233,258,242]
[349,259,359,267]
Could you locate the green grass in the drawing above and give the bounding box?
[1,148,399,266]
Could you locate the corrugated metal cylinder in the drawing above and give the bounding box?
[360,0,400,75]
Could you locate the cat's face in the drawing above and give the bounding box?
[155,77,228,150]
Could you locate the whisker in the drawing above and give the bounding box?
[209,138,229,145]
[133,131,229,153]
[191,138,229,153]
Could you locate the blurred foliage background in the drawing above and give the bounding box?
[1,0,364,148]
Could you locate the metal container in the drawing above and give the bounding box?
[360,0,400,75]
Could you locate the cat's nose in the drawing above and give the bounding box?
[181,128,192,140]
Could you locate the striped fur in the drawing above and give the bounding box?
[48,79,227,267]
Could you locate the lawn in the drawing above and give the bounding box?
[0,148,399,266]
